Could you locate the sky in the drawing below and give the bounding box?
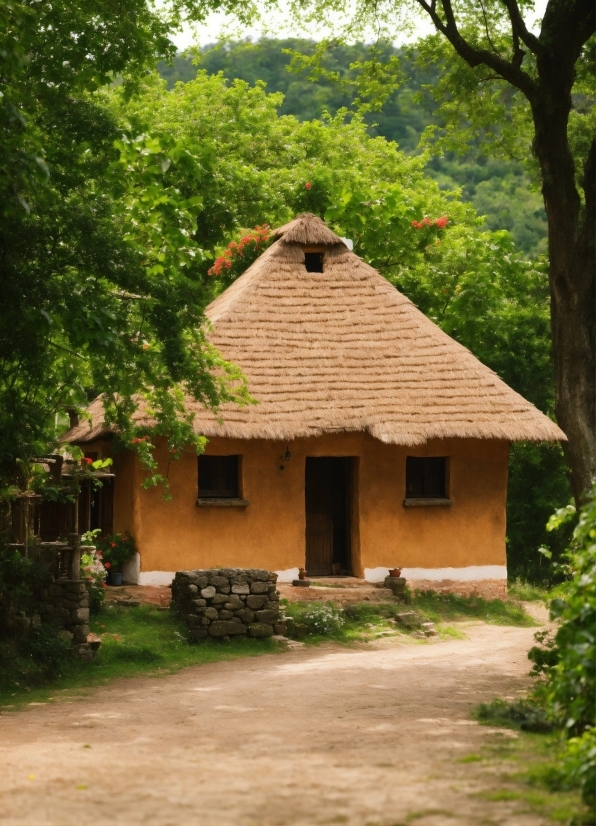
[172,4,433,50]
[171,0,548,51]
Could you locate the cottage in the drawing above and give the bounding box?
[63,214,564,597]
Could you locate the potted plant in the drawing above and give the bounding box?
[96,531,136,586]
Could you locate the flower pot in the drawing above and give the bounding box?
[109,572,124,586]
[388,568,402,578]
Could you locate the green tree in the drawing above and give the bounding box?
[0,0,251,487]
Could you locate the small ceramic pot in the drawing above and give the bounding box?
[110,572,124,586]
[298,568,307,580]
[388,568,402,578]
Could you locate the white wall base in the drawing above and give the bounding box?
[138,570,176,586]
[364,565,507,583]
[275,567,300,583]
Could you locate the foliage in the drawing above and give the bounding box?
[0,0,250,490]
[0,625,75,693]
[529,483,596,737]
[80,546,107,614]
[562,728,596,810]
[160,40,548,257]
[95,532,137,572]
[507,443,573,584]
[0,543,50,629]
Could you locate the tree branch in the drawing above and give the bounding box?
[414,0,538,99]
[499,0,543,57]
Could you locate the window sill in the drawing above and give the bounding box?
[403,498,452,507]
[196,498,250,508]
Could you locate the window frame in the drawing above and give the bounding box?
[403,456,451,507]
[197,454,241,499]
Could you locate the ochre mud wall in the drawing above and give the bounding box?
[103,433,508,586]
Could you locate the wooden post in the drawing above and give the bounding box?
[68,532,81,581]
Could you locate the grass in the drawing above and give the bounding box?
[282,592,537,645]
[0,604,277,710]
[508,578,551,603]
[468,724,591,824]
[474,697,553,733]
[410,591,538,626]
[470,697,595,824]
[0,592,539,710]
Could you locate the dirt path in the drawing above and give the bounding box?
[0,622,549,826]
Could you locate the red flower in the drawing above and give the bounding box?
[305,182,312,190]
[435,215,448,229]
[110,542,116,548]
[82,457,93,466]
[104,562,111,569]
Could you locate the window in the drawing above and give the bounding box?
[405,457,447,499]
[198,455,239,498]
[304,252,324,272]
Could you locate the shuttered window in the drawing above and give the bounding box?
[405,457,447,499]
[198,455,239,498]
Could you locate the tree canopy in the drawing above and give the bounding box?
[160,40,548,257]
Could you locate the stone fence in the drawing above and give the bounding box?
[37,578,92,660]
[171,569,286,642]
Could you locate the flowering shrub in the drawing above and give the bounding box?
[96,531,136,572]
[300,603,346,636]
[80,546,107,614]
[207,225,271,280]
[411,215,448,230]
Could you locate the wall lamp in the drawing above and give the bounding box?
[279,447,291,470]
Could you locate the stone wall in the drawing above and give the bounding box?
[37,578,92,659]
[171,569,285,642]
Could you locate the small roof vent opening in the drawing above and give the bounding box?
[304,251,324,273]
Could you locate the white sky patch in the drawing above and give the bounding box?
[170,0,548,51]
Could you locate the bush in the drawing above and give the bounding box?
[96,531,136,572]
[287,603,346,637]
[562,727,596,809]
[529,483,596,736]
[0,624,75,691]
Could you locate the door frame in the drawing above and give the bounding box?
[304,456,358,576]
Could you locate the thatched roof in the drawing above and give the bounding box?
[64,213,565,446]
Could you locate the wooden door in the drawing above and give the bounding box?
[305,458,334,576]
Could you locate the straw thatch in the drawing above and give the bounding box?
[64,213,565,446]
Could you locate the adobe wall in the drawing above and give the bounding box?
[110,433,508,598]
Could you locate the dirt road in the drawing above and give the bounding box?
[0,622,548,826]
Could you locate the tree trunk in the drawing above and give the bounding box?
[532,80,596,503]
